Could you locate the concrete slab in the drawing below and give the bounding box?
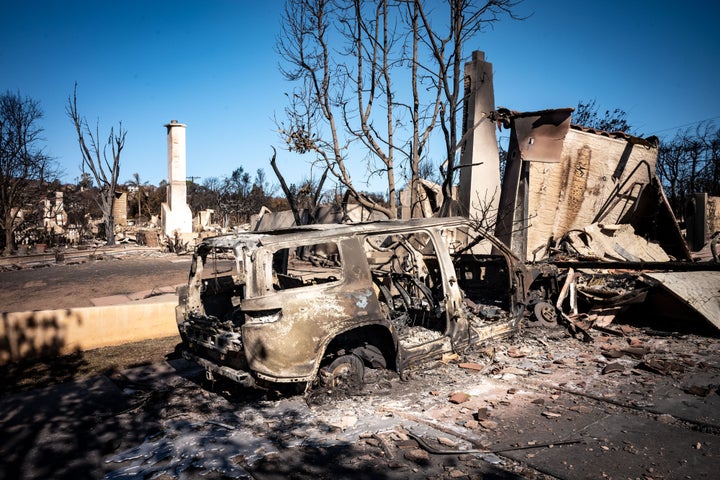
[94,286,181,305]
[90,294,132,306]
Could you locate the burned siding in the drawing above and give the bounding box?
[529,128,656,250]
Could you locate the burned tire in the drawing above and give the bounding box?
[533,302,558,326]
[321,354,365,388]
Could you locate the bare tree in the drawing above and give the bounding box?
[145,180,167,220]
[220,167,252,225]
[414,0,523,214]
[64,180,102,244]
[243,169,277,221]
[67,84,126,246]
[271,146,328,225]
[656,120,720,216]
[686,121,720,197]
[187,178,220,217]
[0,91,56,255]
[698,122,720,197]
[277,0,396,219]
[276,0,523,219]
[657,138,687,213]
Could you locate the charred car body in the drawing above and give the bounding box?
[176,217,541,390]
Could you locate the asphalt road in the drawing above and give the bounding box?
[0,248,191,312]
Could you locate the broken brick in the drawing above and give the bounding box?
[449,392,471,404]
[479,419,499,429]
[459,362,485,372]
[437,436,457,447]
[404,448,430,465]
[476,407,490,419]
[507,347,529,358]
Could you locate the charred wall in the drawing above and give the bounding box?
[496,109,688,261]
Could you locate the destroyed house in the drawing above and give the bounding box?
[495,108,689,262]
[493,109,719,331]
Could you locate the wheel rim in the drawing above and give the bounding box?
[323,354,364,388]
[534,302,558,325]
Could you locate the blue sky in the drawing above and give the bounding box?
[2,0,719,193]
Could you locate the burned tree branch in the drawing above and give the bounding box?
[66,83,125,246]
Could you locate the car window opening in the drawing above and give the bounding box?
[364,231,446,347]
[272,242,343,291]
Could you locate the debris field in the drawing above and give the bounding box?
[2,315,718,479]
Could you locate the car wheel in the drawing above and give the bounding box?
[321,354,365,388]
[534,301,558,326]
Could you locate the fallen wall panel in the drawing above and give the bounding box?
[642,271,720,330]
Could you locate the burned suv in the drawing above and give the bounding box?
[176,217,534,390]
